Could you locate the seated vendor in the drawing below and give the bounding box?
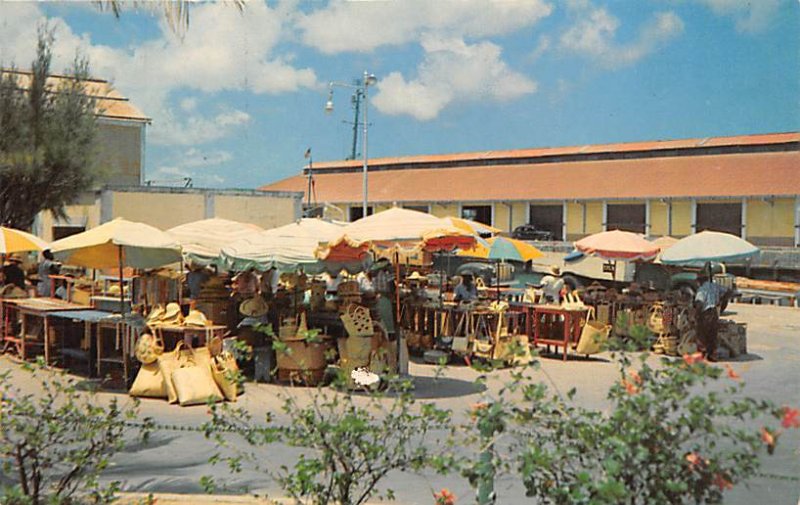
[454,274,478,302]
[537,265,564,304]
[2,254,26,290]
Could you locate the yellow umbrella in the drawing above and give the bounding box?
[0,226,48,254]
[445,216,501,236]
[457,236,544,262]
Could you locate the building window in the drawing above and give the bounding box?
[461,205,492,226]
[349,206,374,222]
[52,225,85,241]
[606,203,646,234]
[403,205,429,213]
[696,202,742,236]
[528,204,564,241]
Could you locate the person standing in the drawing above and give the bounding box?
[454,274,478,302]
[537,265,565,304]
[37,249,60,297]
[694,271,724,361]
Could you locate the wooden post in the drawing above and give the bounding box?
[118,245,126,315]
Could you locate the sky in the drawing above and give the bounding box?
[0,0,797,189]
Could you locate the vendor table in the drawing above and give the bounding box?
[1,298,87,362]
[47,310,125,379]
[529,305,589,361]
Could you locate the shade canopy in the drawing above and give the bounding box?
[575,230,660,262]
[659,231,759,265]
[167,218,263,266]
[320,207,475,262]
[221,218,366,274]
[445,216,501,237]
[651,236,679,251]
[50,218,182,269]
[458,236,544,262]
[0,227,48,254]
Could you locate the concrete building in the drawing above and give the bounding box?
[261,132,800,248]
[3,70,304,240]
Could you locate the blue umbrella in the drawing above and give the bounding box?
[660,231,759,265]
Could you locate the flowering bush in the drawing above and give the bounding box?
[467,349,797,504]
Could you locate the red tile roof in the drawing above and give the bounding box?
[305,132,799,171]
[261,150,800,203]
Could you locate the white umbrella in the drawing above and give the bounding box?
[168,218,263,266]
[660,231,759,265]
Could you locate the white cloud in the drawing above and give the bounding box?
[696,0,781,33]
[150,148,233,186]
[153,107,252,146]
[297,0,552,54]
[527,35,551,62]
[0,1,318,148]
[560,2,683,68]
[372,36,537,121]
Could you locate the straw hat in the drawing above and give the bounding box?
[184,309,210,327]
[239,296,269,317]
[145,305,165,324]
[134,333,163,364]
[407,271,426,281]
[549,265,561,276]
[160,302,184,325]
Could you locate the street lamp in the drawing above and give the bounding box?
[325,70,378,218]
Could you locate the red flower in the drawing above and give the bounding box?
[712,473,733,491]
[724,364,740,380]
[621,378,639,395]
[683,352,705,366]
[781,406,800,429]
[434,488,456,505]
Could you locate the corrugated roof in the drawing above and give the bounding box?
[308,132,800,171]
[1,69,149,122]
[262,150,800,203]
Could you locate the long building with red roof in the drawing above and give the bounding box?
[261,132,800,247]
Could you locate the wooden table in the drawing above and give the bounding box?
[529,304,589,361]
[47,309,124,378]
[1,298,87,362]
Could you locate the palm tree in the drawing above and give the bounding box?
[94,1,244,37]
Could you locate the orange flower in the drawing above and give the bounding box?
[469,402,489,420]
[434,488,456,505]
[685,452,706,470]
[760,427,779,454]
[781,406,800,429]
[628,369,643,385]
[724,364,740,380]
[712,473,733,491]
[683,352,704,366]
[622,378,639,395]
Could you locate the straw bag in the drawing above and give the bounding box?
[172,355,223,407]
[129,362,167,398]
[561,291,586,310]
[158,342,212,404]
[211,352,240,402]
[576,308,611,355]
[134,331,164,365]
[341,304,374,337]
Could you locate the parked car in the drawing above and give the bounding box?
[512,224,553,241]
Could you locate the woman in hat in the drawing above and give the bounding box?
[454,273,478,302]
[2,254,26,290]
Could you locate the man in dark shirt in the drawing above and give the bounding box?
[2,254,26,289]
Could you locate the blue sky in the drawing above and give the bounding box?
[0,1,797,189]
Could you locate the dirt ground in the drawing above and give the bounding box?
[1,302,798,504]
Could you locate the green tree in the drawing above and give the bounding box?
[0,25,100,231]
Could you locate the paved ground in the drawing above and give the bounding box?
[1,302,798,504]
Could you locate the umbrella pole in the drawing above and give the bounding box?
[118,245,126,315]
[496,261,500,302]
[394,249,404,376]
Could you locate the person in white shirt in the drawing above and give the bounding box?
[537,265,565,304]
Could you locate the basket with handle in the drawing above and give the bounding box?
[340,303,374,337]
